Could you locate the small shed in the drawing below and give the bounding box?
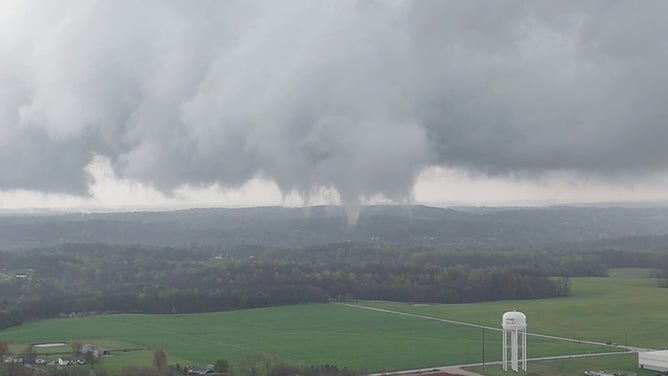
[639,350,668,372]
[79,344,109,357]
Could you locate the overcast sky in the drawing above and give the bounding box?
[1,0,668,214]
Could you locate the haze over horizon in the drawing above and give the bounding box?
[2,1,668,216]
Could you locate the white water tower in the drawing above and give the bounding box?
[502,311,527,372]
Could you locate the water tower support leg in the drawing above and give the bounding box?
[511,330,518,371]
[502,329,508,371]
[522,329,527,371]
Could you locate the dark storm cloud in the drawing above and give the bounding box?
[412,1,668,175]
[1,0,667,207]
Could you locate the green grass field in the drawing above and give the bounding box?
[607,268,661,279]
[0,304,607,372]
[0,270,664,373]
[358,273,668,350]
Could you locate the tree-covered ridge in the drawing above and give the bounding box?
[2,205,668,249]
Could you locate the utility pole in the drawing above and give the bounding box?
[482,323,486,368]
[479,318,485,368]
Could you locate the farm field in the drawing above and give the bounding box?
[2,270,664,373]
[0,303,608,373]
[359,270,668,350]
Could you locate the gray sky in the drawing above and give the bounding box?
[1,0,668,213]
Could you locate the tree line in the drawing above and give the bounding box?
[11,242,666,330]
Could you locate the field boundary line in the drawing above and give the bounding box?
[336,303,649,353]
[336,303,503,331]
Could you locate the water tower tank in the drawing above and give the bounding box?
[502,311,527,330]
[502,311,527,372]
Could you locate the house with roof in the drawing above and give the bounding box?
[79,344,109,357]
[2,355,23,364]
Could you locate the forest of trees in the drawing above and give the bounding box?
[2,241,668,331]
[0,242,602,330]
[0,243,668,328]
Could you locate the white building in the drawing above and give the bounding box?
[639,350,668,372]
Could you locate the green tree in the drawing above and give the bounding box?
[214,358,230,373]
[71,341,81,355]
[239,353,277,376]
[83,350,96,365]
[22,344,36,364]
[2,362,24,376]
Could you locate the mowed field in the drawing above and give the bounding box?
[0,270,662,373]
[1,304,606,372]
[360,270,668,350]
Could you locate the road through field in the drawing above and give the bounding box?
[337,303,652,352]
[337,302,653,372]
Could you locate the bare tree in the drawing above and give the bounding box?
[153,349,167,374]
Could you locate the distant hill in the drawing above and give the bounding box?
[1,205,668,249]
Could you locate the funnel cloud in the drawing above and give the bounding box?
[1,1,668,214]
